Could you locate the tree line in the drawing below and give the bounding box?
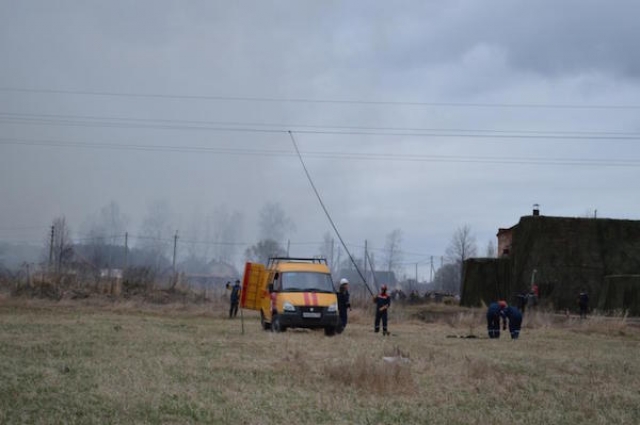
[1,200,496,296]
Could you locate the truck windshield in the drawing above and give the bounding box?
[280,272,335,293]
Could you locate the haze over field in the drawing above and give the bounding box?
[2,1,640,277]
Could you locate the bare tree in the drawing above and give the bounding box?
[184,206,245,266]
[80,201,129,269]
[445,225,478,294]
[212,207,244,264]
[486,239,496,258]
[337,255,365,273]
[258,202,295,243]
[317,231,336,272]
[138,200,174,273]
[244,239,286,264]
[383,228,404,275]
[432,263,459,294]
[184,206,209,261]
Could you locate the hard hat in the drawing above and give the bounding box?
[340,278,349,285]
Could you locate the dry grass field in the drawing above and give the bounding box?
[1,297,639,425]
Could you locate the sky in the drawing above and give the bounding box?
[1,1,640,279]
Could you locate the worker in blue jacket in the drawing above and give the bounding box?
[373,284,391,335]
[487,300,507,338]
[501,305,523,339]
[227,280,241,319]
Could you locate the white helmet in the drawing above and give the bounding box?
[340,278,349,285]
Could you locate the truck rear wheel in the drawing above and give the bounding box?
[260,311,271,331]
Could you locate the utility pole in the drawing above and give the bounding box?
[172,231,178,274]
[123,232,128,271]
[430,256,434,282]
[107,234,113,280]
[330,238,335,271]
[364,239,368,284]
[286,239,290,257]
[415,263,418,284]
[57,229,64,275]
[172,230,178,288]
[49,225,55,270]
[364,240,368,298]
[531,269,537,289]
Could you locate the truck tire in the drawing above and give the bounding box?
[324,326,336,336]
[271,314,286,333]
[260,311,271,331]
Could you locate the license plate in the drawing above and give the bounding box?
[302,312,321,318]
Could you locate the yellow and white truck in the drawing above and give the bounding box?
[241,257,340,336]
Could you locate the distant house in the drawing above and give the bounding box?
[461,211,640,313]
[100,269,123,279]
[184,260,240,291]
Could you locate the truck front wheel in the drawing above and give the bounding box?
[324,326,336,336]
[271,314,286,333]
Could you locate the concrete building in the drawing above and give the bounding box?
[461,210,640,314]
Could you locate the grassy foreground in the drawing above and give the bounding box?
[1,299,639,425]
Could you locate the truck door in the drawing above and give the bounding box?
[240,262,266,311]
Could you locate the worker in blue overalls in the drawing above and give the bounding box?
[501,305,523,339]
[487,300,507,339]
[227,279,241,319]
[373,284,391,335]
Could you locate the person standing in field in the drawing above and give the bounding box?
[578,289,589,319]
[336,278,351,332]
[373,284,391,335]
[516,292,528,315]
[487,300,507,339]
[228,279,241,319]
[530,283,539,307]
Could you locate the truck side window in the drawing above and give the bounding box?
[272,272,281,291]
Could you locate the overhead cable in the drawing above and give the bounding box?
[2,86,639,110]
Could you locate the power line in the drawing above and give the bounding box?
[0,225,48,231]
[3,113,640,140]
[347,243,436,259]
[2,86,640,110]
[0,230,434,260]
[2,137,640,167]
[2,111,639,137]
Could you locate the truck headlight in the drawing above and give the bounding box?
[283,301,296,312]
[327,303,338,313]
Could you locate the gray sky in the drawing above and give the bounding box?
[1,1,640,278]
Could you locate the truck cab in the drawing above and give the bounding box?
[241,257,340,336]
